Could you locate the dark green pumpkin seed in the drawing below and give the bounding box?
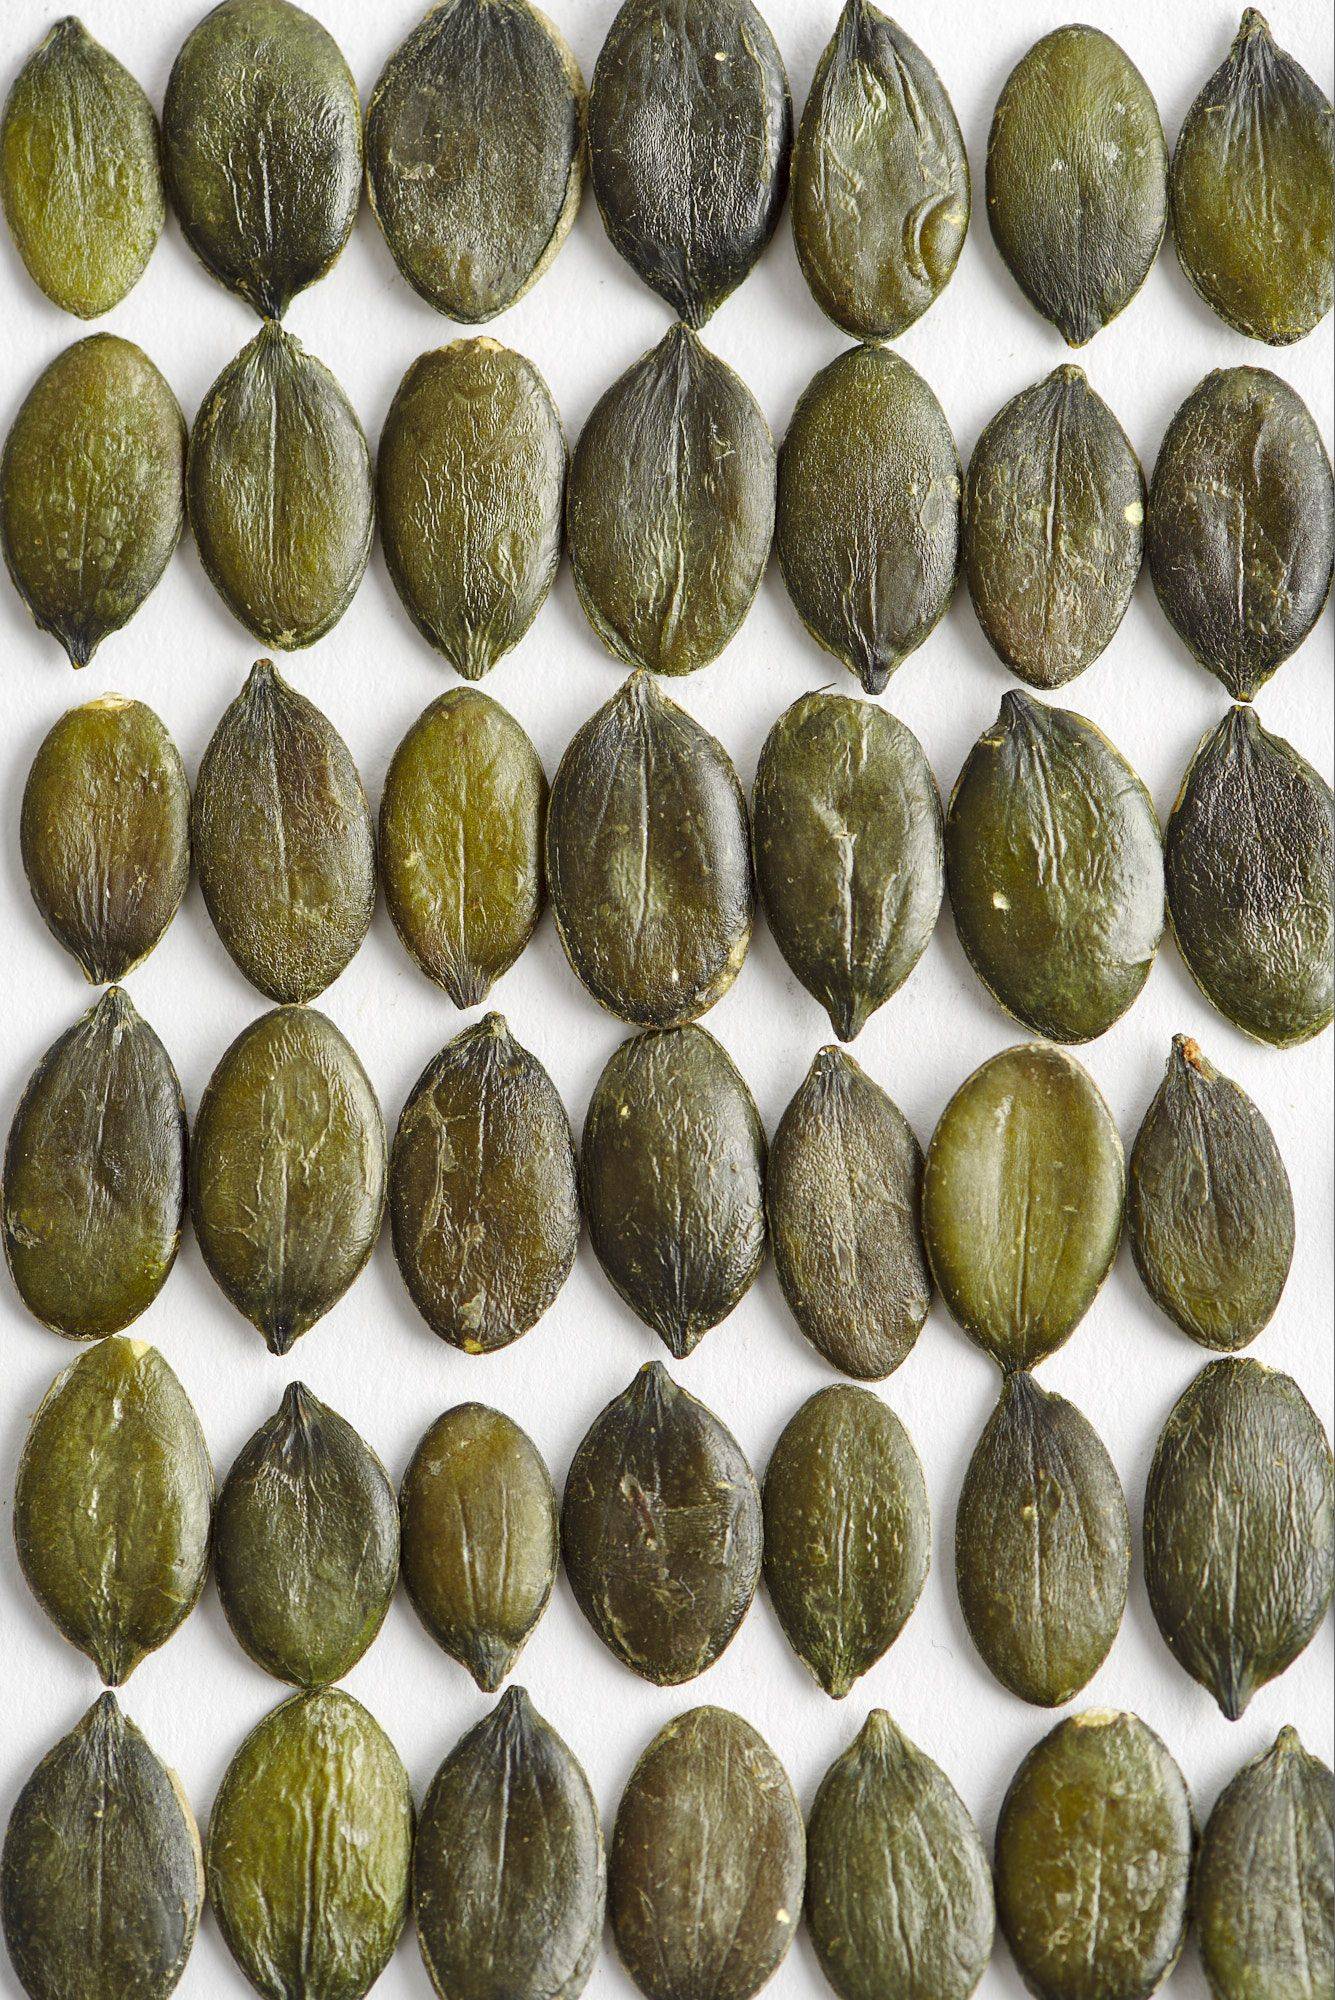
[547,674,753,1027]
[14,1337,212,1685]
[414,1688,605,2000]
[190,1007,386,1354]
[562,1362,762,1685]
[806,1712,994,2000]
[188,322,374,651]
[1,335,184,667]
[956,1372,1130,1707]
[922,1042,1125,1370]
[945,690,1164,1044]
[775,343,960,693]
[1165,705,1333,1047]
[964,367,1145,688]
[1144,1356,1334,1719]
[2,1695,202,2000]
[215,1383,399,1688]
[1,19,164,318]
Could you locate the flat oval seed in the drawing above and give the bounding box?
[4,990,186,1341]
[215,1384,399,1688]
[1144,1357,1334,1719]
[191,1007,386,1354]
[414,1689,605,2000]
[946,690,1164,1044]
[562,1363,762,1685]
[1,335,184,667]
[752,690,943,1039]
[1165,705,1333,1047]
[547,674,753,1027]
[806,1712,994,2000]
[14,1337,212,1685]
[956,1372,1130,1707]
[2,1695,202,2000]
[923,1043,1125,1370]
[1,19,164,318]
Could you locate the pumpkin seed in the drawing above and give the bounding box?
[21,697,189,984]
[562,1362,762,1685]
[751,690,943,1039]
[14,1337,212,1684]
[2,1694,202,2000]
[162,0,361,317]
[956,1372,1130,1707]
[1144,1357,1334,1719]
[1146,367,1334,700]
[805,1711,994,2000]
[610,1707,804,2000]
[1,19,164,318]
[378,341,566,676]
[389,1014,579,1352]
[567,327,775,676]
[379,688,546,1006]
[207,1689,412,2000]
[366,0,585,322]
[414,1688,605,2000]
[215,1383,399,1688]
[4,990,186,1341]
[1165,705,1333,1047]
[994,1712,1193,2000]
[547,674,753,1027]
[775,343,960,693]
[964,367,1145,688]
[588,0,791,324]
[1171,11,1334,345]
[945,690,1164,1044]
[190,1007,386,1353]
[986,26,1167,345]
[400,1403,558,1690]
[0,335,184,668]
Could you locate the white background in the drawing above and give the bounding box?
[1,0,1331,1994]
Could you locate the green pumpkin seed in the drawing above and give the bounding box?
[995,1712,1193,2000]
[1172,11,1334,345]
[163,0,361,317]
[389,1014,579,1352]
[945,690,1164,1044]
[986,27,1167,345]
[752,691,943,1039]
[21,696,189,984]
[2,1695,202,2000]
[805,1712,994,2000]
[14,1337,212,1684]
[414,1688,605,2000]
[956,1372,1130,1707]
[1144,1357,1334,1719]
[379,688,546,1006]
[190,1007,386,1353]
[1165,705,1333,1047]
[4,990,186,1341]
[562,1362,762,1685]
[964,367,1145,688]
[188,323,374,651]
[1,19,164,318]
[547,674,753,1027]
[922,1042,1125,1370]
[400,1403,558,1691]
[215,1384,399,1688]
[207,1689,413,2000]
[1,335,184,668]
[366,0,585,322]
[775,343,960,694]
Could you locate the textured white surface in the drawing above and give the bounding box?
[0,0,1331,1994]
